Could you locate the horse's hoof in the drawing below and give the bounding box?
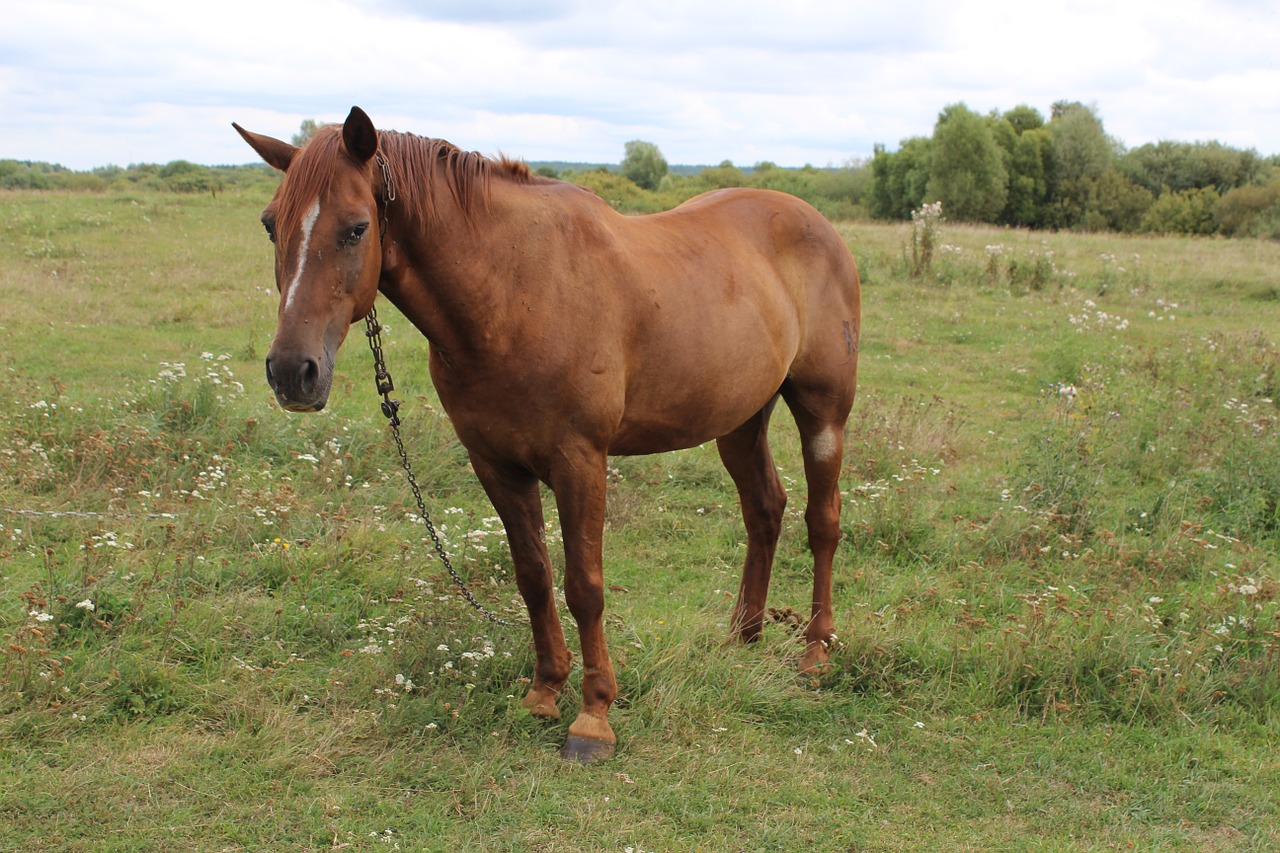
[520,690,561,721]
[560,734,616,764]
[799,637,834,677]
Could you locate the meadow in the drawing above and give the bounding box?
[0,185,1277,851]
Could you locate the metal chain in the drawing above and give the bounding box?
[364,307,512,626]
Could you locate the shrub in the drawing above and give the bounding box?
[1216,180,1280,237]
[1140,187,1220,235]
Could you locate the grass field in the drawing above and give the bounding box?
[1,186,1278,851]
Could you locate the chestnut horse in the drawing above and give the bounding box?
[234,107,860,762]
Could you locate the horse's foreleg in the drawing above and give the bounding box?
[470,455,570,719]
[716,399,786,644]
[548,448,617,763]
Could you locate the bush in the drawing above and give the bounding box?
[1140,187,1220,235]
[1216,180,1280,237]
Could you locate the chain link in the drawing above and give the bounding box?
[364,307,512,626]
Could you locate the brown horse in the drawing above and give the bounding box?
[234,107,860,762]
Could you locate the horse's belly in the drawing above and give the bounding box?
[607,367,785,455]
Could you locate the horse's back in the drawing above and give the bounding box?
[663,187,859,310]
[598,187,859,453]
[666,186,860,373]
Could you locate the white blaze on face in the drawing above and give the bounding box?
[283,199,322,315]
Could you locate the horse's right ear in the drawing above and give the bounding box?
[342,107,379,165]
[232,123,299,172]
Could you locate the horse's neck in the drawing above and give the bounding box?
[378,183,522,360]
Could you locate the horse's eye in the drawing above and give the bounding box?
[262,221,276,243]
[340,223,369,249]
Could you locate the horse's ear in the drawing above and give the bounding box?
[232,123,298,172]
[342,107,379,165]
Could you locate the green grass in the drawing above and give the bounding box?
[1,189,1278,851]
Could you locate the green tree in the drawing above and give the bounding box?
[1003,104,1045,135]
[1140,187,1220,234]
[1216,179,1280,237]
[751,162,817,198]
[699,160,747,189]
[1121,140,1264,196]
[1045,101,1118,228]
[292,119,320,147]
[925,103,1007,222]
[1084,170,1154,232]
[159,160,218,194]
[621,140,668,191]
[869,137,931,220]
[1003,128,1053,227]
[810,158,872,220]
[566,168,664,214]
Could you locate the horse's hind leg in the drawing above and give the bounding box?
[781,381,853,674]
[716,397,787,644]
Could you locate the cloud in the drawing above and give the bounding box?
[2,0,1279,170]
[369,0,582,25]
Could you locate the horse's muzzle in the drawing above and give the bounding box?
[264,353,328,412]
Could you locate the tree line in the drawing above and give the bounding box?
[867,100,1279,238]
[5,100,1278,238]
[0,158,275,196]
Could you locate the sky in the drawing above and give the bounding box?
[3,0,1279,171]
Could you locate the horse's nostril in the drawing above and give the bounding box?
[300,358,319,393]
[264,357,276,387]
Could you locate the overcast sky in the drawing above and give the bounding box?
[4,0,1278,171]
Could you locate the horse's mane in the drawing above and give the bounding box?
[275,124,549,229]
[380,129,549,224]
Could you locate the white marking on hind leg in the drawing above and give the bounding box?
[808,425,840,462]
[283,199,321,316]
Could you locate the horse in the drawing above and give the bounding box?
[234,106,861,763]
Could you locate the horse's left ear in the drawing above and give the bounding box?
[343,106,379,164]
[233,123,298,172]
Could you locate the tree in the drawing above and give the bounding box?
[292,119,320,147]
[1050,102,1116,180]
[1216,180,1280,237]
[1140,187,1220,235]
[159,160,217,194]
[869,137,931,220]
[1121,140,1264,196]
[925,103,1007,222]
[1003,104,1045,135]
[621,140,668,191]
[1085,170,1153,232]
[1002,128,1053,227]
[1045,102,1118,228]
[699,160,747,189]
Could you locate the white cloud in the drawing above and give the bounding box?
[2,0,1278,169]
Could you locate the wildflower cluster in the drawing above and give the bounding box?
[1068,299,1130,333]
[909,201,943,277]
[1148,298,1179,321]
[1223,396,1276,437]
[355,613,416,656]
[844,458,942,506]
[151,362,187,384]
[198,352,245,400]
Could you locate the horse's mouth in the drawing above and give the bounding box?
[276,395,327,413]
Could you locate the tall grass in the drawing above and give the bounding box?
[1,188,1278,850]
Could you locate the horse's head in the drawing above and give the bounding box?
[234,107,385,412]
